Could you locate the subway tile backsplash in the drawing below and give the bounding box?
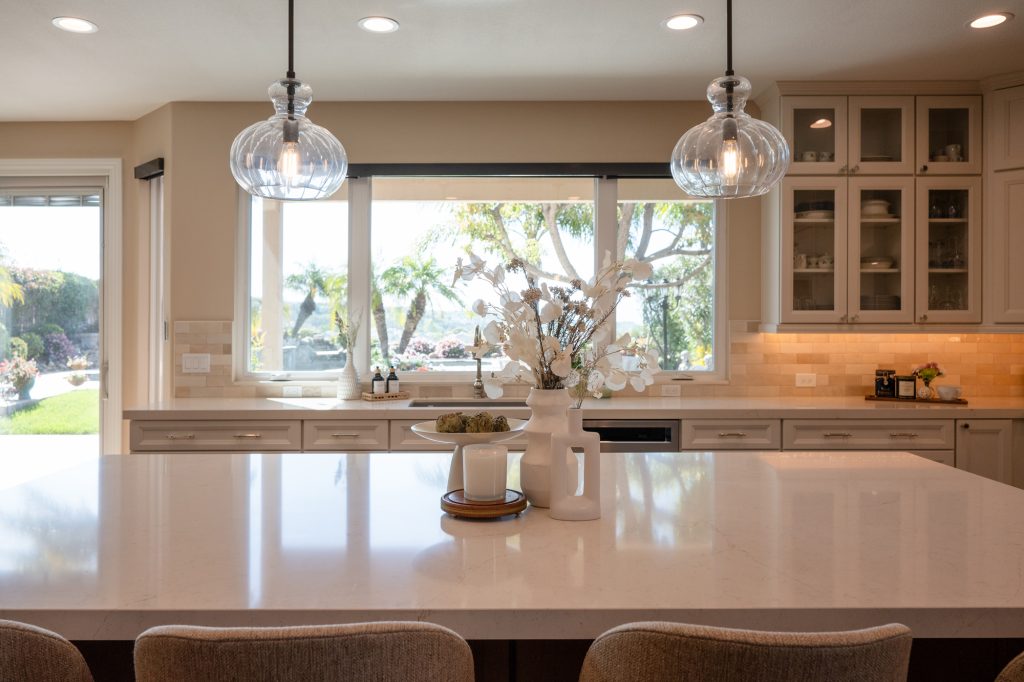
[172,320,1024,399]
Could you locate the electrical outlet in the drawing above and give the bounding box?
[182,353,210,374]
[660,384,682,397]
[283,385,303,398]
[795,373,817,387]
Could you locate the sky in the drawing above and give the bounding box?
[0,207,101,280]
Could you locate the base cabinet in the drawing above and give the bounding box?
[955,419,1013,485]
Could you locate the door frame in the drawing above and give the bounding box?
[0,158,123,453]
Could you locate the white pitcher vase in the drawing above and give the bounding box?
[549,408,601,521]
[520,387,572,508]
[336,355,360,400]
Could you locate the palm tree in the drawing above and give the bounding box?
[0,246,23,308]
[380,256,460,355]
[370,269,389,361]
[284,264,329,337]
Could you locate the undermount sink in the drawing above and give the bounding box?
[408,399,529,408]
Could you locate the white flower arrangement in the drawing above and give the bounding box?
[453,253,661,404]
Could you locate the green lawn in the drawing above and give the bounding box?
[0,389,99,435]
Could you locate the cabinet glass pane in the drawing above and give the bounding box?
[857,188,904,311]
[926,108,970,163]
[792,108,837,164]
[859,108,903,162]
[792,189,836,311]
[926,189,969,311]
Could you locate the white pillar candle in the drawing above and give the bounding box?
[462,444,508,502]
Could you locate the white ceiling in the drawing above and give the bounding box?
[6,0,1024,121]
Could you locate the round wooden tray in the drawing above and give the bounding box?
[441,489,527,519]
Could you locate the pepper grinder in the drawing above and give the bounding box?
[472,325,485,399]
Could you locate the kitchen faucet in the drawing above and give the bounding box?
[473,325,485,399]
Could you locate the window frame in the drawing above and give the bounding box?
[234,164,728,385]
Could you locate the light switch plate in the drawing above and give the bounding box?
[283,386,303,398]
[182,353,211,374]
[660,384,682,397]
[795,373,817,387]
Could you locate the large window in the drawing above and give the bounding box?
[239,171,723,381]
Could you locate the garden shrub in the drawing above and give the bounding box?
[8,336,27,359]
[20,332,44,360]
[44,333,77,367]
[34,323,64,338]
[405,337,435,356]
[433,337,468,359]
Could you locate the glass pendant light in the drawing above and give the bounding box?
[670,0,789,198]
[230,0,347,201]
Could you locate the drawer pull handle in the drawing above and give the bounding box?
[889,432,919,438]
[165,434,195,440]
[718,432,748,438]
[233,433,263,439]
[823,432,852,438]
[330,433,360,438]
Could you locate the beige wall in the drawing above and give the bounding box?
[164,100,760,323]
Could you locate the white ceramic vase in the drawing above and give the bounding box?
[549,408,601,521]
[336,356,361,400]
[520,387,572,508]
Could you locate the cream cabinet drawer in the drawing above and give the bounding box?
[130,420,302,452]
[681,419,781,450]
[783,419,955,450]
[303,420,388,451]
[389,420,529,451]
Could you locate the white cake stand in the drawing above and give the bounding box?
[411,419,527,492]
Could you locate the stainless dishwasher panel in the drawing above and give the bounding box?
[582,419,680,452]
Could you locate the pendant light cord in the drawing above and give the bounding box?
[724,0,735,113]
[725,0,733,77]
[286,0,296,117]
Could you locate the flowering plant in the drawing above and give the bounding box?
[0,356,38,391]
[66,355,90,387]
[453,253,660,401]
[912,362,944,383]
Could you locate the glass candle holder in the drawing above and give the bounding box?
[462,444,508,502]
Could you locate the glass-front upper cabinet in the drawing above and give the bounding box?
[782,97,848,175]
[915,177,982,323]
[847,177,914,323]
[849,96,914,175]
[916,96,983,175]
[781,177,848,323]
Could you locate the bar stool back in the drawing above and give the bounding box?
[0,619,94,682]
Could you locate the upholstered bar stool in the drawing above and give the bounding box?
[997,651,1024,681]
[0,619,94,682]
[579,621,912,682]
[134,621,474,682]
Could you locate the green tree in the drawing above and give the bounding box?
[370,268,389,361]
[379,256,461,355]
[0,245,22,308]
[284,264,331,337]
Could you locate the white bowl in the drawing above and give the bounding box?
[861,200,891,215]
[936,385,962,401]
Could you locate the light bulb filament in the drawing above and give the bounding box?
[278,142,301,183]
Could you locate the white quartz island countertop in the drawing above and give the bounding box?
[3,450,1024,641]
[124,395,1024,420]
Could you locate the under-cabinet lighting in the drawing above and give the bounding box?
[969,12,1013,28]
[664,14,704,30]
[810,118,832,129]
[52,17,98,33]
[358,16,400,33]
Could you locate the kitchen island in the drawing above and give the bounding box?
[2,449,1024,642]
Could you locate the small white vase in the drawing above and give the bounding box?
[549,409,601,521]
[520,387,572,508]
[336,357,360,400]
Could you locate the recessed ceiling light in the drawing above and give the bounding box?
[969,12,1013,28]
[810,118,833,129]
[52,16,98,33]
[664,14,704,30]
[358,16,400,33]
